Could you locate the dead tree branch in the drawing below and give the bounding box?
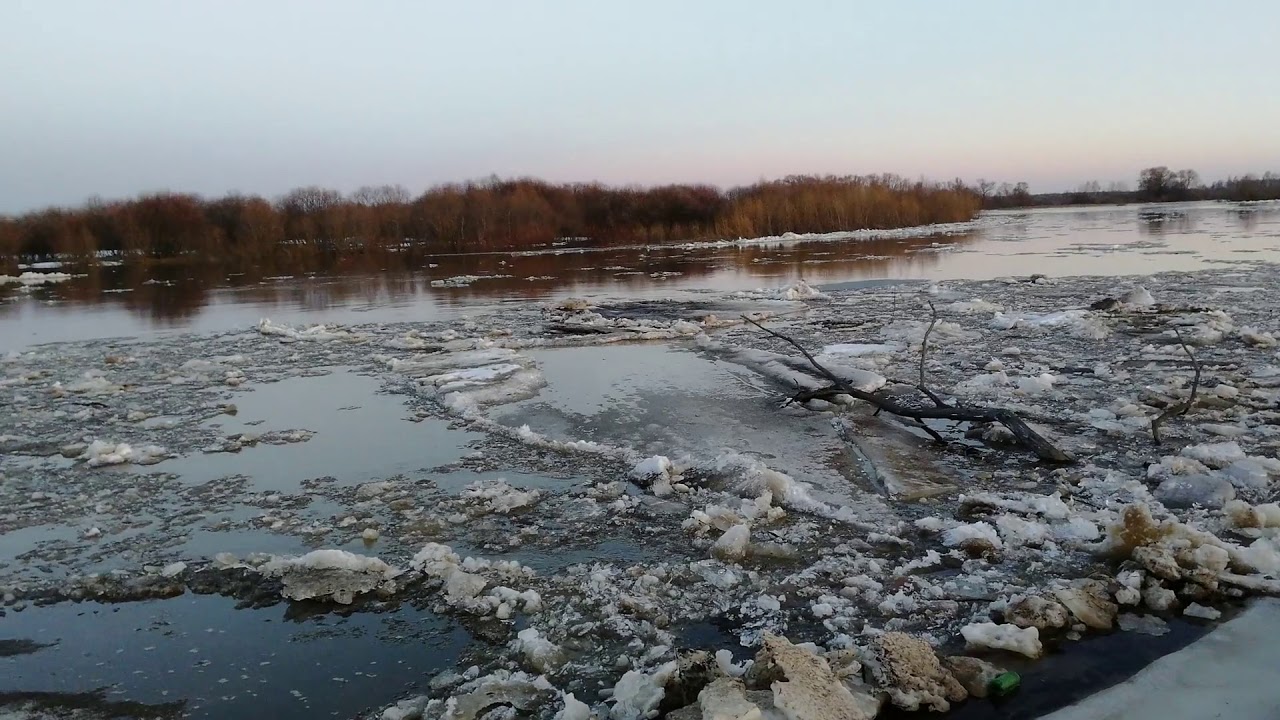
[919,301,936,389]
[914,301,948,408]
[743,315,1075,463]
[1150,327,1202,445]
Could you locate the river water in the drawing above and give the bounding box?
[2,200,1278,720]
[3,201,1277,351]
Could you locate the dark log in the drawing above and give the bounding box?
[743,315,1075,464]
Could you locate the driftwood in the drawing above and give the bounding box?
[1150,327,1201,445]
[743,315,1075,464]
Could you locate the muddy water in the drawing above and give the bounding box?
[2,201,1277,351]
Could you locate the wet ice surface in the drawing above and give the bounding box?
[488,344,875,513]
[161,369,478,490]
[3,221,1280,718]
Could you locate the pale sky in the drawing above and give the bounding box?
[2,0,1278,212]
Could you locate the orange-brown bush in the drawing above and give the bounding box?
[0,175,980,261]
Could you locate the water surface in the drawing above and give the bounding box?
[4,202,1276,351]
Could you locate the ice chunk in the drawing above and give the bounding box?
[995,515,1050,547]
[0,271,74,286]
[609,661,678,720]
[991,309,1090,330]
[960,492,1070,520]
[79,440,168,468]
[1015,373,1058,395]
[877,590,918,616]
[511,424,621,457]
[261,549,401,604]
[1118,613,1170,636]
[960,622,1042,658]
[1239,326,1278,347]
[942,522,1002,553]
[557,693,592,720]
[1004,595,1070,630]
[712,524,751,562]
[862,632,966,712]
[1121,287,1156,307]
[714,649,749,678]
[735,279,830,301]
[511,628,565,673]
[1222,460,1275,491]
[754,634,880,719]
[426,363,523,393]
[942,656,1005,699]
[820,343,901,357]
[430,274,513,288]
[1183,603,1222,621]
[945,298,1003,314]
[1153,474,1235,509]
[692,678,767,720]
[256,318,364,343]
[632,455,679,497]
[440,670,552,720]
[1054,580,1118,630]
[1180,442,1246,470]
[461,479,543,514]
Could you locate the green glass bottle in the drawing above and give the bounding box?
[989,671,1021,697]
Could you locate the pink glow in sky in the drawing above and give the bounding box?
[2,0,1278,211]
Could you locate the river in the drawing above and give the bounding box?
[2,200,1278,720]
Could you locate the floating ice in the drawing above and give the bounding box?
[820,343,901,357]
[79,440,168,467]
[430,274,513,288]
[0,271,74,286]
[632,455,679,496]
[260,549,401,604]
[942,522,1002,552]
[609,661,678,720]
[736,279,830,301]
[257,318,364,343]
[960,622,1042,658]
[460,479,543,514]
[1121,286,1156,307]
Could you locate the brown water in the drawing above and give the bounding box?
[2,201,1278,351]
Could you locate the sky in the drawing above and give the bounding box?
[2,0,1278,212]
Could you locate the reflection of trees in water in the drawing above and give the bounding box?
[1137,209,1195,236]
[12,233,978,323]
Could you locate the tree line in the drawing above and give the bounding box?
[981,168,1280,209]
[0,175,980,262]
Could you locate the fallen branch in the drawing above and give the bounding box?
[742,315,1074,463]
[1150,327,1201,445]
[914,301,948,408]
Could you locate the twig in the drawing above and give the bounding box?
[919,300,936,390]
[742,315,1074,463]
[915,301,948,408]
[1150,327,1201,445]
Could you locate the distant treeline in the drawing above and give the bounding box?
[982,167,1280,209]
[0,175,980,262]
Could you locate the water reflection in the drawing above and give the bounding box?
[1137,208,1196,236]
[2,232,975,325]
[3,200,1279,350]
